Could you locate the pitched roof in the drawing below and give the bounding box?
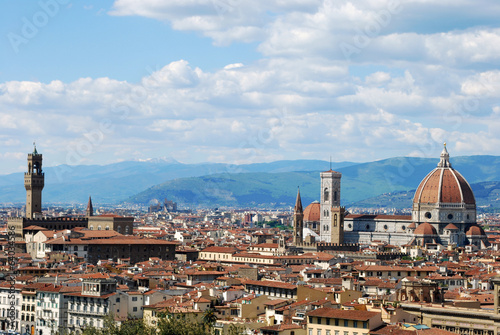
[307,307,379,321]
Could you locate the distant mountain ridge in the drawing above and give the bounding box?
[127,155,500,209]
[350,181,500,212]
[1,155,500,209]
[0,159,353,204]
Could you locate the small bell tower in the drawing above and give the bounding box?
[293,188,304,245]
[24,143,44,219]
[86,196,94,217]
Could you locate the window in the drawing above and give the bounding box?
[353,321,358,328]
[335,319,339,326]
[344,320,349,327]
[326,319,330,325]
[133,307,138,312]
[116,298,120,303]
[309,330,313,335]
[363,322,368,329]
[132,297,138,302]
[317,318,322,325]
[326,331,331,335]
[317,330,322,335]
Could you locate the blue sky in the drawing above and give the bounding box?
[1,0,500,174]
[0,1,259,82]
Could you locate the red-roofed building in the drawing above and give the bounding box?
[307,308,383,335]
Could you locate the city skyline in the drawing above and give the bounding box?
[1,0,500,174]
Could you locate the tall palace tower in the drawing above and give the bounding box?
[24,144,44,219]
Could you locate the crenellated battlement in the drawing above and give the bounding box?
[293,240,360,252]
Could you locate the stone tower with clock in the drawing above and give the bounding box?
[24,144,44,219]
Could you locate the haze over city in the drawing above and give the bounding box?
[1,0,500,175]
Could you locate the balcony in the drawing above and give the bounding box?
[69,308,107,316]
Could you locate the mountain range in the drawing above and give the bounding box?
[127,156,500,210]
[2,155,498,210]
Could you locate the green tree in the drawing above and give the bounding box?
[227,324,246,335]
[202,308,218,329]
[80,314,154,335]
[157,312,210,335]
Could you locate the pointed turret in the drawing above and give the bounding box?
[293,187,304,245]
[294,187,303,214]
[86,196,93,217]
[438,142,451,168]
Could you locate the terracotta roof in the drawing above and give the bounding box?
[201,246,237,253]
[413,166,475,205]
[414,222,437,236]
[304,202,320,222]
[345,214,411,221]
[466,225,486,236]
[444,223,459,230]
[23,225,48,230]
[245,280,297,290]
[307,307,379,321]
[250,243,279,249]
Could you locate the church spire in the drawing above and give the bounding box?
[86,196,93,217]
[293,187,304,246]
[437,142,452,168]
[294,187,303,214]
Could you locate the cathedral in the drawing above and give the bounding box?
[295,144,489,249]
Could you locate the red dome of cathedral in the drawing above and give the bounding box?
[414,222,437,235]
[413,144,475,205]
[304,202,320,221]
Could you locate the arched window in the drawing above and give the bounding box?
[334,214,338,227]
[97,225,102,230]
[74,246,78,251]
[125,226,129,234]
[334,191,337,202]
[324,188,329,202]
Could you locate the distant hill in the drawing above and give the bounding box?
[127,156,500,209]
[0,159,353,204]
[2,155,500,209]
[349,181,500,212]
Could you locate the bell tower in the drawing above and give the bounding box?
[24,143,44,219]
[293,188,304,246]
[320,169,341,242]
[331,206,345,244]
